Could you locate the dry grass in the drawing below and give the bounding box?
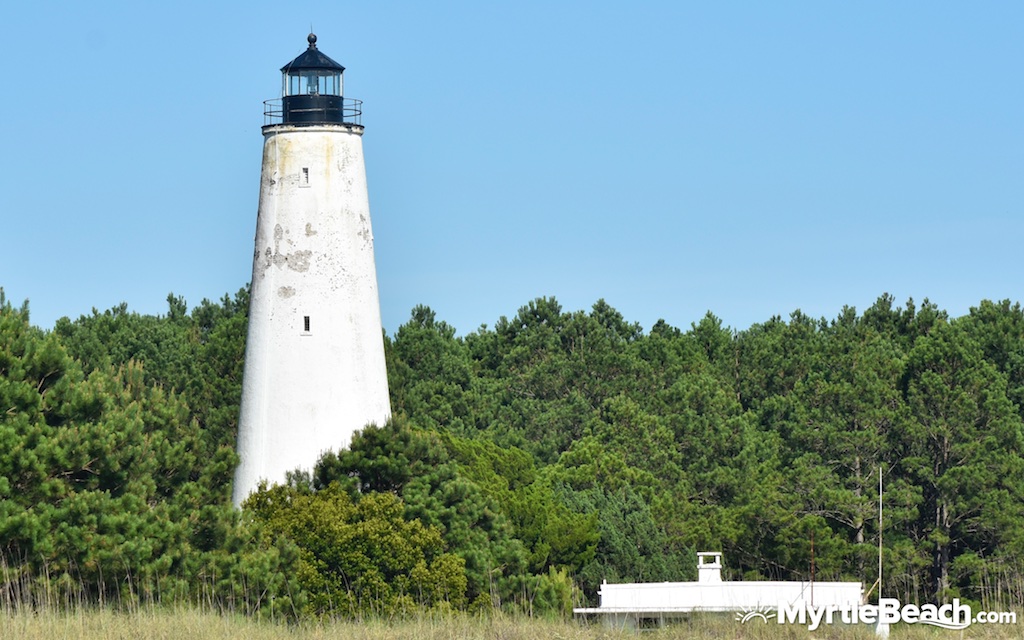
[0,608,604,640]
[0,607,1019,640]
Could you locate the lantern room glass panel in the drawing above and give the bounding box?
[284,71,342,97]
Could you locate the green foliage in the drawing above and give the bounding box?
[315,419,528,607]
[245,483,465,616]
[8,285,1024,617]
[444,435,599,574]
[385,294,1024,607]
[895,320,1024,600]
[54,289,250,463]
[559,484,693,602]
[1,290,297,615]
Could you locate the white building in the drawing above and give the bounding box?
[232,34,391,507]
[574,552,863,629]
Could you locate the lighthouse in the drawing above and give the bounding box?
[232,34,392,507]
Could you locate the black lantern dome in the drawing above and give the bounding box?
[274,33,359,125]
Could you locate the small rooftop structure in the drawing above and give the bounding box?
[697,551,722,583]
[574,552,863,629]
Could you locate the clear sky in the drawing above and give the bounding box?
[3,2,1022,336]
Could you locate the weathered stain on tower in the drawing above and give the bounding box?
[232,34,392,507]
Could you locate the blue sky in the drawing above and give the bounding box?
[3,2,1022,336]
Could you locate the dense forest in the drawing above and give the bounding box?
[2,286,1023,618]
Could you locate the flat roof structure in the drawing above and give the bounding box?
[574,552,863,630]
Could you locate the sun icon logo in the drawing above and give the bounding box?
[735,604,776,624]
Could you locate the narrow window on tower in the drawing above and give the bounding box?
[300,167,310,187]
[303,315,311,335]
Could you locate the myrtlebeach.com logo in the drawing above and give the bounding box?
[736,598,1017,631]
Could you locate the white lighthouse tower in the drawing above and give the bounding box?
[232,34,391,507]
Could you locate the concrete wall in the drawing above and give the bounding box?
[598,580,863,612]
[232,123,391,507]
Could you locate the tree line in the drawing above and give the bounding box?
[1,287,1023,617]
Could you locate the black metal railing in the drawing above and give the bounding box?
[263,97,363,126]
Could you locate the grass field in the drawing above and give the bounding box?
[1,607,1020,640]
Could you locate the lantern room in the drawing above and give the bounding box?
[278,33,350,125]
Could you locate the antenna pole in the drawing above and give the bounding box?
[878,465,883,602]
[810,529,815,607]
